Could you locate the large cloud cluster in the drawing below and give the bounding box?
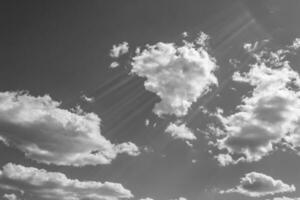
[221,172,295,197]
[0,163,133,200]
[0,91,139,166]
[130,33,218,117]
[212,41,300,165]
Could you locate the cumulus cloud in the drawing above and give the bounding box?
[3,193,18,200]
[211,40,300,165]
[110,42,129,58]
[130,32,218,117]
[165,122,196,141]
[0,163,133,200]
[0,91,139,166]
[221,172,295,197]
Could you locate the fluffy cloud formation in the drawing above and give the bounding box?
[211,41,300,165]
[110,42,129,58]
[222,172,295,197]
[165,122,196,141]
[130,32,218,117]
[0,91,139,166]
[3,194,18,200]
[0,163,133,200]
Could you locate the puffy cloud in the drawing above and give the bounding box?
[165,122,196,141]
[130,33,218,117]
[110,42,129,58]
[211,40,300,165]
[221,172,295,197]
[3,193,18,200]
[0,163,133,200]
[0,91,139,166]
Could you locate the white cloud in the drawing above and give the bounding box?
[0,163,133,200]
[140,197,187,200]
[170,198,187,200]
[3,193,18,200]
[221,172,295,197]
[110,61,120,68]
[130,33,218,117]
[81,94,95,103]
[211,40,300,165]
[145,119,150,127]
[0,91,139,166]
[140,198,154,200]
[110,42,129,58]
[270,197,300,200]
[289,38,300,50]
[182,32,188,38]
[165,122,196,141]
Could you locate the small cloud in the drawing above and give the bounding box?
[110,42,129,58]
[170,197,188,200]
[109,61,120,68]
[182,31,188,38]
[145,118,150,127]
[289,38,300,50]
[81,94,95,103]
[165,122,196,141]
[221,172,295,197]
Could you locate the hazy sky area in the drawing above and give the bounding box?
[1,1,300,200]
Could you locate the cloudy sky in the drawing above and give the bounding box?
[1,0,300,200]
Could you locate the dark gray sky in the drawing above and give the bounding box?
[1,1,300,200]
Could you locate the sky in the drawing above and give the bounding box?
[1,0,300,200]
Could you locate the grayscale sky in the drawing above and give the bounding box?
[1,1,300,200]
